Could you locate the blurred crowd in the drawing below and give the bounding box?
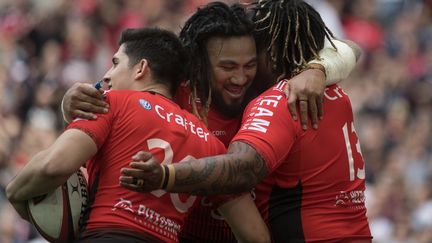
[0,0,431,242]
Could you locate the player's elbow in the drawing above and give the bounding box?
[5,179,28,203]
[240,233,271,243]
[5,182,18,203]
[255,234,271,243]
[341,39,362,61]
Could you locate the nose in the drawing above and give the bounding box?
[230,70,249,86]
[101,68,111,82]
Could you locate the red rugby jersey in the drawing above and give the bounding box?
[175,82,241,147]
[67,90,226,243]
[174,82,241,242]
[232,80,372,242]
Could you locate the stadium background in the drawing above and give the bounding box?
[0,0,431,242]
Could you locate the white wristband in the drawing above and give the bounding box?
[308,39,357,85]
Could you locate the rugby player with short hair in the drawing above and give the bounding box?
[6,27,270,243]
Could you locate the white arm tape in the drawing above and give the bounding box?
[308,39,357,85]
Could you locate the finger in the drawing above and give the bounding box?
[127,177,144,187]
[309,97,318,129]
[129,161,156,171]
[119,175,135,184]
[121,167,152,177]
[283,82,290,99]
[317,95,324,120]
[71,110,97,120]
[119,181,141,192]
[136,178,144,187]
[74,101,109,114]
[299,100,308,130]
[79,84,105,100]
[287,87,298,120]
[74,93,109,109]
[132,151,153,161]
[288,102,298,120]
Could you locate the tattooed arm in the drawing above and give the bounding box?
[119,141,268,195]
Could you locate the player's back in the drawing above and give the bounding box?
[233,81,371,242]
[69,90,225,242]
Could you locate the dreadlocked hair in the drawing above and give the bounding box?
[179,1,254,124]
[253,0,336,81]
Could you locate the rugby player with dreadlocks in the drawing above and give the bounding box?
[120,1,372,242]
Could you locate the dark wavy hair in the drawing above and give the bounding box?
[179,1,255,122]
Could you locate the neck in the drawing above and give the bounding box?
[136,82,172,99]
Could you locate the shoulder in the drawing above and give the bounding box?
[104,90,137,99]
[246,80,288,111]
[105,90,157,105]
[323,84,352,108]
[272,80,289,93]
[250,80,287,103]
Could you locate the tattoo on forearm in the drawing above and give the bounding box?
[174,142,267,195]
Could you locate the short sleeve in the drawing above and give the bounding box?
[66,93,115,149]
[231,82,300,173]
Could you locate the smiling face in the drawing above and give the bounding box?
[207,36,257,117]
[102,44,136,90]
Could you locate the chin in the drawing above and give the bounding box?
[217,100,244,118]
[212,91,245,118]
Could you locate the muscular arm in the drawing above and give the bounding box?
[218,194,270,243]
[6,129,97,218]
[173,142,267,195]
[120,141,267,195]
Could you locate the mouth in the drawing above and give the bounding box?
[104,80,112,90]
[224,86,246,99]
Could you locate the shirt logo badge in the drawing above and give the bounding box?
[139,99,152,110]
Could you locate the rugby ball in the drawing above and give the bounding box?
[27,168,88,243]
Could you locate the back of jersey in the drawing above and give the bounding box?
[68,90,226,243]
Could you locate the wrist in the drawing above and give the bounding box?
[160,164,175,191]
[166,164,176,191]
[303,63,326,79]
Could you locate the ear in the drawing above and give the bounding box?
[134,59,149,80]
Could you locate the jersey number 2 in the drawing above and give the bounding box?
[147,138,197,213]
